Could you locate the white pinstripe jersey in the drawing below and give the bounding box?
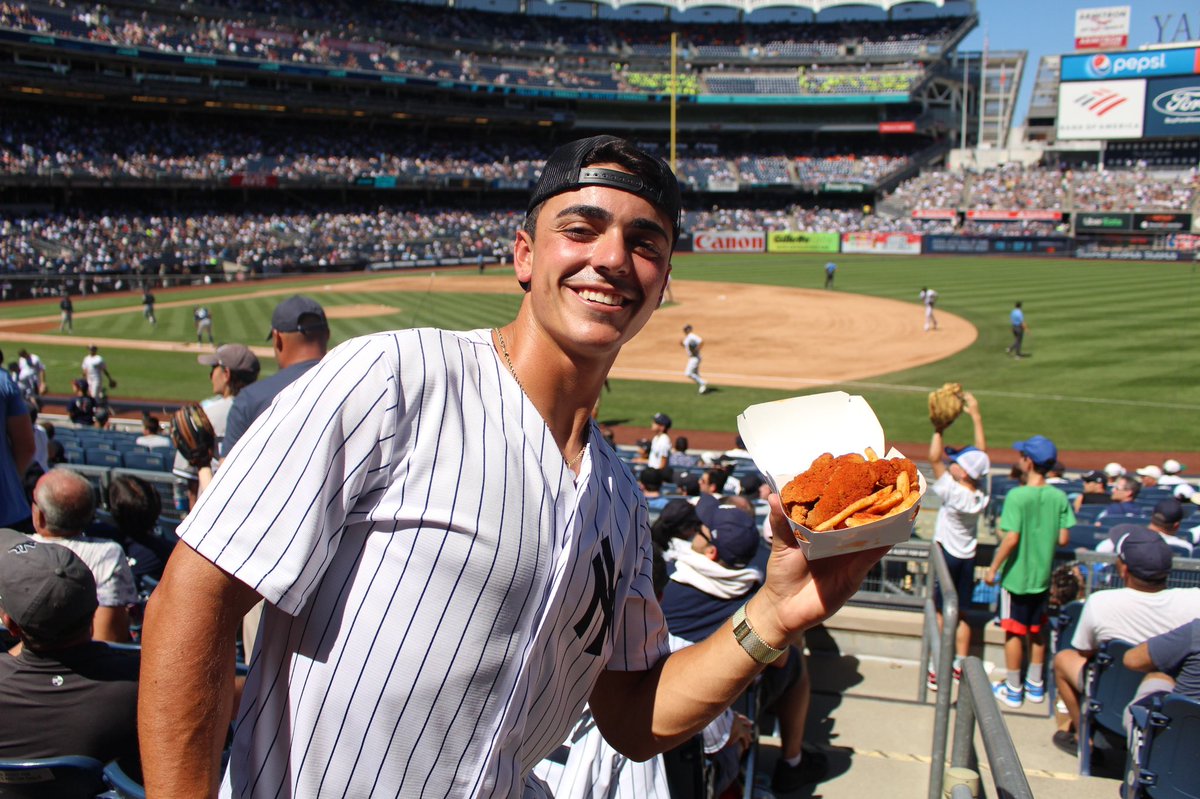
[178,328,670,798]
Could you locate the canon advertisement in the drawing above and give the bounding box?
[1057,79,1146,139]
[691,230,766,253]
[1144,76,1200,137]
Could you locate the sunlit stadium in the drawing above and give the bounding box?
[1,0,1198,797]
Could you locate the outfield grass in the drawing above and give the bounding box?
[7,255,1198,452]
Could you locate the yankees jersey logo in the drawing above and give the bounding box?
[574,537,619,656]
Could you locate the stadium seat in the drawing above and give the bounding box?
[62,445,85,465]
[84,449,123,468]
[1126,693,1200,799]
[0,755,105,798]
[1080,639,1141,776]
[121,451,167,472]
[101,759,145,799]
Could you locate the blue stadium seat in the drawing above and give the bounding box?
[1080,639,1141,776]
[102,759,146,799]
[62,444,85,465]
[1126,693,1200,799]
[0,755,105,798]
[84,448,123,468]
[122,450,167,472]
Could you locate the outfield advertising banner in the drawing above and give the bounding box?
[1074,6,1130,50]
[1076,212,1133,232]
[840,232,922,255]
[1144,76,1200,137]
[1134,212,1192,232]
[923,236,1073,256]
[1057,79,1146,139]
[692,230,766,253]
[966,210,1063,222]
[766,231,840,254]
[1061,48,1198,82]
[1076,250,1191,261]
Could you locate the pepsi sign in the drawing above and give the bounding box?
[1061,47,1199,81]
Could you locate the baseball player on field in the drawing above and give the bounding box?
[681,323,708,394]
[919,287,938,332]
[140,135,885,798]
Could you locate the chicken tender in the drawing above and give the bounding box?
[808,459,877,527]
[781,452,835,506]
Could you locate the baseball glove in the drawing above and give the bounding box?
[928,382,965,432]
[171,402,216,467]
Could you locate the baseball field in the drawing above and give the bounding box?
[2,252,1197,456]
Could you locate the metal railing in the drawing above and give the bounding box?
[951,657,1035,799]
[920,543,958,799]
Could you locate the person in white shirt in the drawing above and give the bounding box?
[1157,458,1189,487]
[927,392,988,689]
[1096,500,1193,558]
[919,287,938,332]
[16,349,46,400]
[647,412,672,470]
[80,345,115,401]
[681,324,708,394]
[135,414,172,449]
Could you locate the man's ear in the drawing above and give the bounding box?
[514,229,534,288]
[704,544,719,562]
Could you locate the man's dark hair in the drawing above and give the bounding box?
[1114,476,1140,499]
[704,468,726,489]
[109,474,162,541]
[674,436,689,452]
[639,467,664,492]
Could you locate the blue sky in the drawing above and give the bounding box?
[959,1,1186,129]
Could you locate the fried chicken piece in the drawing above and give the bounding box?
[781,452,835,506]
[868,457,918,492]
[808,458,877,528]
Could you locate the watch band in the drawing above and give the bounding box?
[731,603,786,665]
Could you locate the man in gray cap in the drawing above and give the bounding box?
[0,530,141,767]
[220,295,329,457]
[1051,527,1200,755]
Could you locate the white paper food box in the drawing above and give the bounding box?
[736,391,925,560]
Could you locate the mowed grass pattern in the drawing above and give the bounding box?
[7,256,1198,452]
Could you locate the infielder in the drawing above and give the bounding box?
[193,305,214,345]
[682,323,708,394]
[80,345,115,400]
[140,135,884,798]
[142,289,157,327]
[919,287,938,332]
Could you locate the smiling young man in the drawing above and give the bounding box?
[139,136,885,798]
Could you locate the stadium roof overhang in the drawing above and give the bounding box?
[567,0,954,12]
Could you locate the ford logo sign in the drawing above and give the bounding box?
[1153,87,1200,116]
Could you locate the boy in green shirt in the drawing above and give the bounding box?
[985,435,1074,707]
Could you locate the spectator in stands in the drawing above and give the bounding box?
[1097,476,1141,523]
[985,435,1074,708]
[661,496,826,792]
[136,413,172,449]
[93,405,111,430]
[0,530,141,772]
[106,474,175,585]
[1074,470,1109,512]
[27,407,48,476]
[1157,459,1189,487]
[1046,461,1069,485]
[1,351,35,533]
[1136,465,1164,489]
[1123,619,1200,732]
[30,468,137,642]
[1098,501,1193,558]
[927,393,988,691]
[66,378,95,427]
[638,466,666,501]
[650,498,704,562]
[1104,462,1126,483]
[173,344,261,508]
[1051,528,1200,755]
[40,421,64,466]
[220,296,328,457]
[699,467,728,498]
[668,435,700,470]
[646,412,672,470]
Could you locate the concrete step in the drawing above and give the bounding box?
[750,652,1125,798]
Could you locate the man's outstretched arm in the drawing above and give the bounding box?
[140,543,262,798]
[591,495,885,759]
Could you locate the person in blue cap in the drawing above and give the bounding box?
[984,434,1075,708]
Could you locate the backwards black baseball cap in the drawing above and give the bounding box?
[527,135,682,242]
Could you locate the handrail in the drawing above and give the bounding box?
[922,543,958,799]
[952,657,1035,799]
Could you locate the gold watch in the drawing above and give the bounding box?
[731,603,786,665]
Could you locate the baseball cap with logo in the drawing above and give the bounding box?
[1082,470,1107,484]
[1013,435,1057,467]
[526,135,682,242]
[653,413,672,428]
[1136,465,1164,480]
[695,496,759,568]
[1115,527,1175,582]
[198,343,261,376]
[0,537,98,639]
[266,295,328,340]
[944,445,990,481]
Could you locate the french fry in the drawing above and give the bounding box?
[864,447,879,462]
[845,513,884,528]
[896,470,910,495]
[866,489,905,515]
[893,489,921,515]
[814,486,892,532]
